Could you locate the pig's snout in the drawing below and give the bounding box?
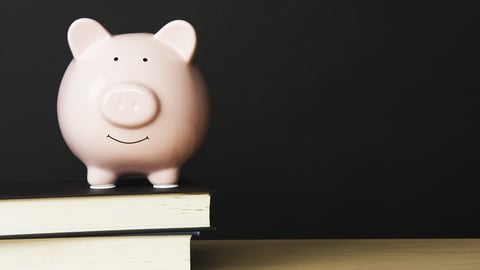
[100,83,159,128]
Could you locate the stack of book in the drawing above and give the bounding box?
[0,178,212,269]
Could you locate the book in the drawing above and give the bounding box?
[0,178,211,238]
[0,232,197,270]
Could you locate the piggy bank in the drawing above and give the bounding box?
[57,18,208,189]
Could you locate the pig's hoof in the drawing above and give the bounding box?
[90,184,116,189]
[153,184,178,189]
[148,168,179,188]
[87,167,116,188]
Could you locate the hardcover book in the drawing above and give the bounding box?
[0,233,197,270]
[0,178,212,238]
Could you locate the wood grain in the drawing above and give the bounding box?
[192,239,480,270]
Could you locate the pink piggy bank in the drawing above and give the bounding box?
[57,18,208,189]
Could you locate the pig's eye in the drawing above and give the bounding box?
[113,57,119,61]
[143,58,148,62]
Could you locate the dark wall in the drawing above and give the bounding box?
[0,0,478,239]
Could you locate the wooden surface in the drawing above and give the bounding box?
[191,239,480,269]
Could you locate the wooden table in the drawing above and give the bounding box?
[191,239,480,269]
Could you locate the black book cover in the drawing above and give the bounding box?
[0,177,213,200]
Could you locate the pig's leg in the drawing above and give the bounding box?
[148,168,179,188]
[87,167,117,189]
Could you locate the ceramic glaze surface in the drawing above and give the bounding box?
[57,18,208,189]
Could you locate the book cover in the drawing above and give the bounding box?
[0,177,212,199]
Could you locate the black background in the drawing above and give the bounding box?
[0,0,479,239]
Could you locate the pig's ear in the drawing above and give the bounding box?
[154,20,196,62]
[68,18,111,59]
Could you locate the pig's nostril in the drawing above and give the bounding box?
[133,100,140,111]
[117,100,125,110]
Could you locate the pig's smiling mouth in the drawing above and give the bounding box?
[107,134,149,144]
